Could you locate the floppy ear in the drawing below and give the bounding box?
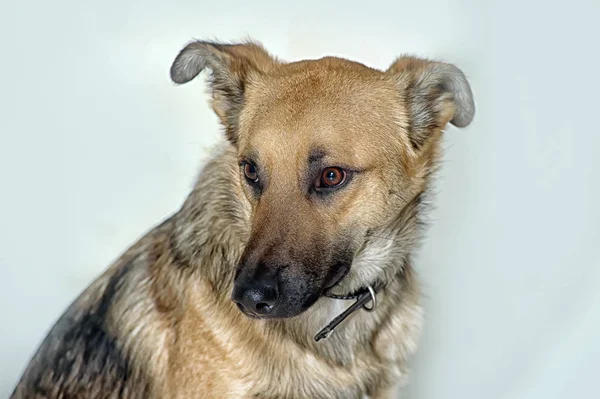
[386,56,475,149]
[170,40,278,143]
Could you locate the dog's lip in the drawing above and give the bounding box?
[233,293,322,320]
[234,301,286,320]
[323,265,350,292]
[236,305,294,320]
[235,303,264,319]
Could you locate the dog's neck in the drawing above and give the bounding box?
[273,265,415,363]
[170,143,424,364]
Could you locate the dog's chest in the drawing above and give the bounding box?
[168,326,391,399]
[169,355,383,399]
[168,287,412,398]
[239,346,394,399]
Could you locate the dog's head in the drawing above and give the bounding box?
[170,40,474,318]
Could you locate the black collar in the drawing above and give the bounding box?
[314,281,384,342]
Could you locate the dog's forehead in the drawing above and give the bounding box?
[238,58,408,165]
[250,57,396,113]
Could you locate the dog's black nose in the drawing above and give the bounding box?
[232,274,279,316]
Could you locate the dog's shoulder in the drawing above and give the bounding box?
[11,265,147,398]
[11,218,176,399]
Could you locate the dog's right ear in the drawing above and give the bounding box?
[170,40,278,144]
[386,56,475,150]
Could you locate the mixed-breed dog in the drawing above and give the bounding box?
[12,38,474,398]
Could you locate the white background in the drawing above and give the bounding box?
[1,1,599,398]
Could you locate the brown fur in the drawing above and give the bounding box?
[12,39,474,398]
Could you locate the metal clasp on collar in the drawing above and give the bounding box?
[314,284,380,342]
[362,285,377,312]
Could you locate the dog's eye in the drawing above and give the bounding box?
[243,163,259,183]
[318,167,347,188]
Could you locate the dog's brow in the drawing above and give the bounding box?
[241,149,261,165]
[308,149,328,165]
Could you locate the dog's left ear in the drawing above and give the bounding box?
[170,40,278,143]
[386,56,475,149]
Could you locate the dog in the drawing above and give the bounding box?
[11,39,474,398]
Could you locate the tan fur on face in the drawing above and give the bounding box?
[12,39,474,399]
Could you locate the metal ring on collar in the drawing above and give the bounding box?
[362,285,377,312]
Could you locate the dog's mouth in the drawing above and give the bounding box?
[323,264,351,293]
[234,302,264,319]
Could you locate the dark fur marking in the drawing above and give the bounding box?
[169,229,191,269]
[11,262,149,399]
